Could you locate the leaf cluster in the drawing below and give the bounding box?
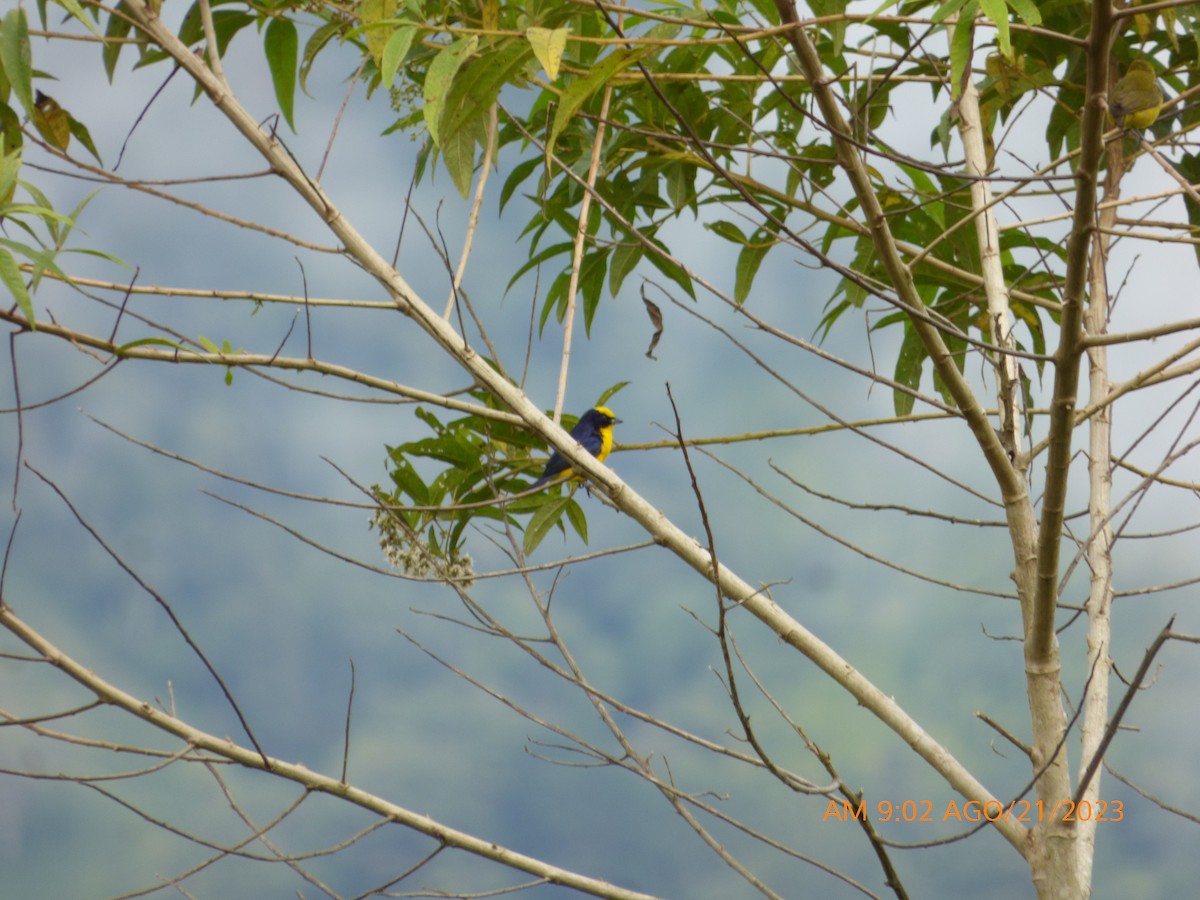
[371,396,597,566]
[821,166,1061,415]
[0,7,113,326]
[51,0,1200,556]
[35,0,1200,397]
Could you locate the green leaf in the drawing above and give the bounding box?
[0,43,13,104]
[523,494,572,554]
[103,7,133,82]
[540,268,572,332]
[898,162,943,225]
[596,381,629,409]
[707,220,746,244]
[0,145,19,205]
[0,233,71,275]
[23,181,69,234]
[0,104,21,158]
[48,0,101,37]
[1174,153,1200,273]
[1006,0,1041,26]
[866,0,904,20]
[978,0,1010,59]
[25,185,101,289]
[423,36,478,147]
[381,24,416,86]
[67,112,103,165]
[644,238,695,300]
[438,39,530,197]
[734,237,771,305]
[58,245,127,268]
[116,336,187,353]
[440,110,484,198]
[499,154,542,211]
[579,247,609,333]
[664,161,696,212]
[564,497,588,544]
[947,0,977,99]
[608,241,642,297]
[931,0,972,25]
[0,8,33,115]
[440,40,530,142]
[505,240,572,293]
[387,454,430,505]
[0,245,33,326]
[549,45,649,157]
[264,17,298,131]
[300,19,342,95]
[892,323,926,416]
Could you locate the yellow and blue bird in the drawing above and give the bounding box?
[531,406,620,489]
[1109,59,1163,130]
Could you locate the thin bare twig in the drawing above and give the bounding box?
[22,464,271,769]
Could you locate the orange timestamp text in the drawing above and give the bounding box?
[823,798,1125,824]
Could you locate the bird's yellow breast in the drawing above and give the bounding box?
[596,424,614,464]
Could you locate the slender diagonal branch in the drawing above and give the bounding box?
[0,604,663,900]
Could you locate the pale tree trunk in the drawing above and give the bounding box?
[1075,120,1125,896]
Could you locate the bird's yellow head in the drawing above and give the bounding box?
[590,406,618,426]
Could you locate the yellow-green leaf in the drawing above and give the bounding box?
[947,0,977,99]
[0,246,33,327]
[381,25,416,86]
[480,0,498,30]
[0,104,21,158]
[441,110,484,198]
[526,26,568,81]
[48,0,102,37]
[0,8,33,115]
[0,145,19,205]
[360,0,396,68]
[1006,0,1041,25]
[423,36,478,147]
[434,39,530,197]
[978,0,1011,59]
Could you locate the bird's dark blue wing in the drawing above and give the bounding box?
[577,430,604,456]
[532,452,571,487]
[567,416,594,439]
[531,415,602,488]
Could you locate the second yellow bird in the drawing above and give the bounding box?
[1109,60,1163,130]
